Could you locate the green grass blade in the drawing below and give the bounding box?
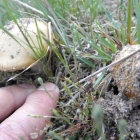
[44,0,71,46]
[34,0,50,21]
[34,18,45,55]
[0,4,6,10]
[133,35,138,43]
[121,25,126,42]
[90,0,99,25]
[93,0,99,19]
[93,63,106,88]
[20,0,31,13]
[75,29,83,52]
[119,0,123,10]
[55,12,70,25]
[79,54,111,61]
[108,39,117,51]
[2,0,17,24]
[95,33,116,52]
[127,0,132,42]
[75,30,111,59]
[10,9,23,19]
[0,25,20,44]
[1,13,6,26]
[101,3,112,23]
[131,27,137,36]
[134,0,140,44]
[77,56,95,68]
[35,0,70,46]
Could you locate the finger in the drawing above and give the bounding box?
[0,84,35,121]
[0,83,60,140]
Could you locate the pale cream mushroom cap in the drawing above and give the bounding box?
[0,18,49,71]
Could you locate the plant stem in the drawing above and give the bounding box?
[127,0,132,42]
[134,0,140,44]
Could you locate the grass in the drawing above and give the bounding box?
[0,0,140,139]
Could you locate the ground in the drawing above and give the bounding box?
[0,0,140,139]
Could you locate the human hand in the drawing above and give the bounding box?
[0,83,60,140]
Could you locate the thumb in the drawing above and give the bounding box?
[0,83,60,140]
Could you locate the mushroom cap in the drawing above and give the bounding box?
[0,18,49,71]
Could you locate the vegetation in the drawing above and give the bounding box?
[0,0,140,139]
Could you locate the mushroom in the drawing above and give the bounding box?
[112,45,140,101]
[0,18,50,71]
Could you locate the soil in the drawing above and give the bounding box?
[0,0,140,140]
[96,83,140,139]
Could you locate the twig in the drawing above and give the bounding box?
[60,48,140,92]
[11,0,44,16]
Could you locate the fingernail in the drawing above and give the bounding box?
[18,84,36,95]
[37,83,58,91]
[26,89,36,95]
[18,84,35,89]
